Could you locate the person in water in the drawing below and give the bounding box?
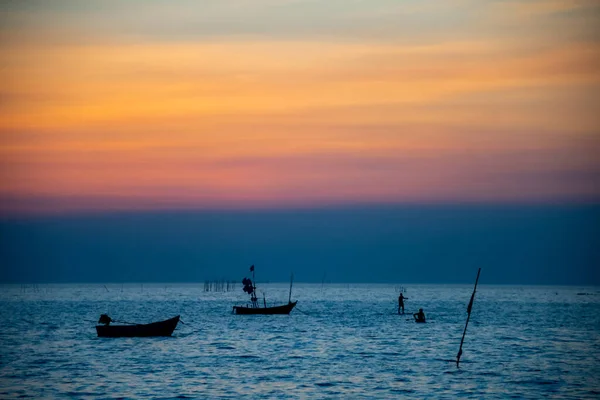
[398,293,408,314]
[413,308,426,322]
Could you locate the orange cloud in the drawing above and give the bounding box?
[1,3,599,213]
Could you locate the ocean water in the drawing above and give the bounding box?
[0,283,599,399]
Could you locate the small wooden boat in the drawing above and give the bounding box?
[233,300,297,315]
[232,265,297,315]
[96,315,180,337]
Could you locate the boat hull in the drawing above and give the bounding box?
[96,316,180,337]
[233,301,297,315]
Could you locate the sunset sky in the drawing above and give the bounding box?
[1,0,599,214]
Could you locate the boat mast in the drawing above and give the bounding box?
[251,265,258,308]
[288,272,294,303]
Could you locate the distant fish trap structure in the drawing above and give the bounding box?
[203,279,236,292]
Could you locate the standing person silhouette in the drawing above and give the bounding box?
[398,292,408,314]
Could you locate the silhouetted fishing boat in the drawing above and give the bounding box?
[232,265,297,315]
[233,300,297,315]
[96,314,180,337]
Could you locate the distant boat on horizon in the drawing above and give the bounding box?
[232,265,297,315]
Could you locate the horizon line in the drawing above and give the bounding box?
[3,281,599,287]
[2,199,599,219]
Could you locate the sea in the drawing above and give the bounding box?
[0,283,599,399]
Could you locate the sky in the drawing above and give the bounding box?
[0,1,599,284]
[1,206,598,284]
[1,0,599,213]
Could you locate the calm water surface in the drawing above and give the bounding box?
[0,284,599,399]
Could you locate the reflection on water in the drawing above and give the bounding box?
[1,284,599,398]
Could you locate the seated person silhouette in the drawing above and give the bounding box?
[413,308,426,323]
[98,314,112,326]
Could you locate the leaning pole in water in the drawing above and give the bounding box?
[456,268,481,368]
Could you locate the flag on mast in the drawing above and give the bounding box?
[467,291,475,314]
[250,265,254,272]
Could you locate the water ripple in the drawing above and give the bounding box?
[0,283,598,398]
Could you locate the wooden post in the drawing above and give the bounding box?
[456,268,481,368]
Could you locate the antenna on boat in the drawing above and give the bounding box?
[456,268,481,368]
[289,272,294,304]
